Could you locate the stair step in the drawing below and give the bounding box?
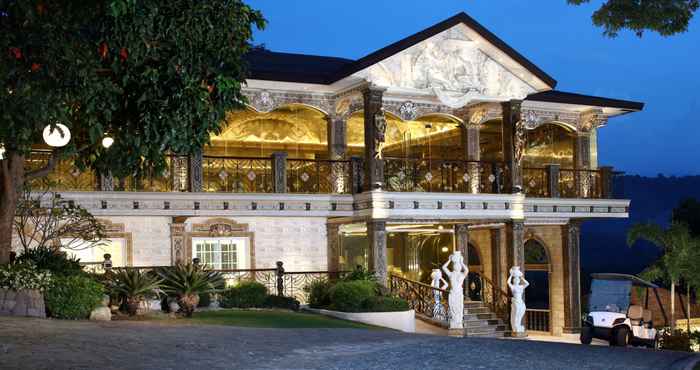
[465,307,491,314]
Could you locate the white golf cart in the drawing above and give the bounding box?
[580,273,660,348]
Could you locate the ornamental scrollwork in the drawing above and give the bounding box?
[399,101,418,121]
[578,109,608,132]
[252,90,275,113]
[374,109,387,159]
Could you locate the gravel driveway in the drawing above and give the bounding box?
[0,317,697,370]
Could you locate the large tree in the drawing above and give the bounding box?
[568,0,698,37]
[0,0,265,264]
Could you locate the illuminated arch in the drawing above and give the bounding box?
[523,122,575,168]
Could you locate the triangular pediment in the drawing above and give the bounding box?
[351,23,544,106]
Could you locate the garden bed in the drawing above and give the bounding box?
[303,307,415,333]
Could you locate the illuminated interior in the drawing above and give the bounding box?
[523,123,575,168]
[338,223,482,284]
[206,104,329,159]
[347,112,463,159]
[479,119,504,162]
[61,239,127,267]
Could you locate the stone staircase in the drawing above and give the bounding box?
[463,300,507,337]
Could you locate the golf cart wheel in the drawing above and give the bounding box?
[580,326,593,345]
[613,327,630,347]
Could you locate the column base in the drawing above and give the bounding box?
[562,327,582,334]
[448,328,465,337]
[507,331,528,338]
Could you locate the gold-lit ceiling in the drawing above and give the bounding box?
[523,123,575,167]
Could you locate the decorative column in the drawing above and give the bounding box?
[563,221,582,334]
[188,150,203,192]
[490,228,503,289]
[574,131,592,198]
[100,172,114,191]
[599,166,614,199]
[327,223,341,273]
[350,156,364,194]
[170,221,186,265]
[461,123,481,193]
[171,155,189,192]
[545,164,560,198]
[454,224,469,261]
[367,220,388,287]
[327,114,348,193]
[271,152,287,193]
[362,85,387,190]
[505,220,525,273]
[502,100,525,193]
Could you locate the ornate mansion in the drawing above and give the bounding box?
[16,13,643,336]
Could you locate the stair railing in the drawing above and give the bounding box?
[389,274,450,326]
[480,275,511,326]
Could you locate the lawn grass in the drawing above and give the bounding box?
[185,309,378,329]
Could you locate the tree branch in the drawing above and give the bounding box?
[25,150,61,181]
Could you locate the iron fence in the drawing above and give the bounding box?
[287,159,352,194]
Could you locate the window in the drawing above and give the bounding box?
[61,239,127,267]
[193,237,248,270]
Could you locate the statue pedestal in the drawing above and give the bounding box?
[448,328,465,337]
[508,331,528,338]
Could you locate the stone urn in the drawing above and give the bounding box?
[90,295,112,321]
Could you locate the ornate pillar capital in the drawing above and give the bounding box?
[578,109,608,133]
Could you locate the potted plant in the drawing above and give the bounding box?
[106,268,162,316]
[158,264,224,317]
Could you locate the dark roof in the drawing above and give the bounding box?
[527,90,645,111]
[330,12,557,88]
[244,49,354,85]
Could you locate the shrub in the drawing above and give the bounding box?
[342,266,376,283]
[329,280,375,312]
[220,281,268,308]
[659,328,700,352]
[105,269,162,315]
[305,279,334,309]
[45,275,104,319]
[263,295,300,311]
[361,296,410,312]
[158,264,225,317]
[16,246,84,277]
[0,263,52,291]
[198,292,212,308]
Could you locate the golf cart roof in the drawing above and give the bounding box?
[591,273,659,288]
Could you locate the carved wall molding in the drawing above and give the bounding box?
[185,218,256,268]
[519,108,579,130]
[578,109,608,132]
[242,89,334,115]
[95,218,133,266]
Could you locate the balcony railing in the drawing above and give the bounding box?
[202,156,273,193]
[384,157,508,194]
[287,159,352,194]
[26,151,619,199]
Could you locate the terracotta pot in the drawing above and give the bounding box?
[178,294,200,317]
[126,297,142,316]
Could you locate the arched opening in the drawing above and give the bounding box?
[479,119,504,162]
[523,122,575,168]
[524,238,551,332]
[346,111,462,159]
[207,104,329,159]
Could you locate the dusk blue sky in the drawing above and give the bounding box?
[246,0,700,177]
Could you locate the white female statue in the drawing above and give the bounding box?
[430,269,448,320]
[442,251,469,330]
[507,266,530,335]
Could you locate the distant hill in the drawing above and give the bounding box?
[580,175,700,294]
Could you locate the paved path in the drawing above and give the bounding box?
[0,317,697,370]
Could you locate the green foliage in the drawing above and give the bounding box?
[263,295,301,311]
[158,263,224,298]
[198,292,211,308]
[105,268,161,302]
[45,275,104,319]
[673,198,700,237]
[342,266,377,283]
[658,328,700,351]
[360,296,410,312]
[220,281,267,308]
[0,262,52,291]
[567,0,699,37]
[329,280,376,313]
[15,246,84,277]
[627,222,697,285]
[305,279,334,309]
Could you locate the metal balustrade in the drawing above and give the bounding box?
[525,308,551,332]
[286,159,352,194]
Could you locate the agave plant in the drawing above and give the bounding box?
[106,268,163,316]
[158,263,224,317]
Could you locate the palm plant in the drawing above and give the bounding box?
[158,263,225,317]
[106,268,163,316]
[627,222,697,331]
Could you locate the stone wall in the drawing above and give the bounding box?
[186,216,328,271]
[106,216,172,267]
[0,289,46,318]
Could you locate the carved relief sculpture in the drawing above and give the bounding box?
[508,266,530,334]
[442,251,468,330]
[373,110,387,159]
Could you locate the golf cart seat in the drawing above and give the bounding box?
[628,305,653,327]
